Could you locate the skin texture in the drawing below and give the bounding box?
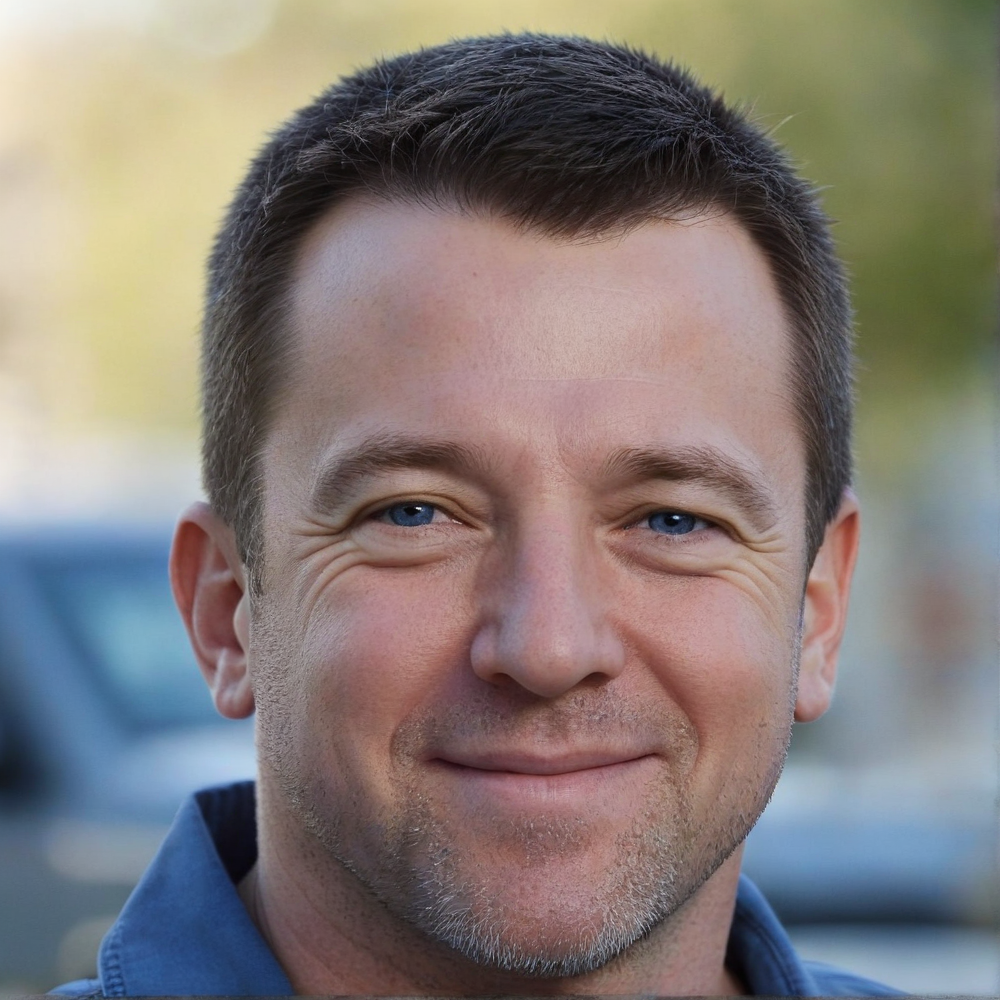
[171,200,860,996]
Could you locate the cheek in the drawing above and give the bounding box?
[621,575,798,766]
[294,568,475,788]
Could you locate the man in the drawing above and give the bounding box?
[55,34,901,997]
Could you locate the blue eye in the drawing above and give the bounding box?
[646,510,702,535]
[384,502,437,527]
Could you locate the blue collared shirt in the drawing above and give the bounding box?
[53,781,902,997]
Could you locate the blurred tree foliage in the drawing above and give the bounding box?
[0,0,994,479]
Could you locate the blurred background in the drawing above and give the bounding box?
[0,0,995,994]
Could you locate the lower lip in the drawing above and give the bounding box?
[431,756,656,805]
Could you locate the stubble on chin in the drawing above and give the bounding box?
[252,657,790,981]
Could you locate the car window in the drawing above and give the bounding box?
[32,553,219,730]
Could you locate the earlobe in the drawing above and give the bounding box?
[795,492,860,723]
[169,501,256,720]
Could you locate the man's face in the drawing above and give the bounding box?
[253,201,809,975]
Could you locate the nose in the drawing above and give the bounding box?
[469,521,626,698]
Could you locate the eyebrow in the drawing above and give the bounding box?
[310,434,779,531]
[600,445,779,530]
[310,433,494,514]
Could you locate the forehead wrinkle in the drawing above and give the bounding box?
[309,432,498,514]
[600,445,780,531]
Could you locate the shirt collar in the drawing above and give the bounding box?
[98,781,291,997]
[99,781,823,997]
[729,871,823,995]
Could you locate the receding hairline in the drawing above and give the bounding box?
[281,189,788,373]
[290,188,737,281]
[274,190,797,441]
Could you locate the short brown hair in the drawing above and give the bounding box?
[202,33,853,589]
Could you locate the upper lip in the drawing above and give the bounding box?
[434,750,651,775]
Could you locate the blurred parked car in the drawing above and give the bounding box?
[743,759,997,993]
[0,525,254,989]
[0,524,994,992]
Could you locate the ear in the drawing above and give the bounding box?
[795,491,860,722]
[169,501,255,719]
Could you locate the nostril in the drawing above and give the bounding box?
[579,670,614,688]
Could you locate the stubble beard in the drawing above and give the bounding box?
[250,607,794,981]
[343,780,691,978]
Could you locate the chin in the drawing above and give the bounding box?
[357,806,699,978]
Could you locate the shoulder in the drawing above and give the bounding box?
[803,959,908,997]
[48,977,103,998]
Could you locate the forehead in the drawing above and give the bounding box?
[273,198,802,498]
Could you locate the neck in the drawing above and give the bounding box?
[240,786,747,996]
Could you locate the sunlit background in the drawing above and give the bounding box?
[0,0,996,994]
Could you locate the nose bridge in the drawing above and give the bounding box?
[513,517,590,641]
[471,510,625,697]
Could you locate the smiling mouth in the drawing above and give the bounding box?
[433,752,653,776]
[428,754,657,809]
[424,753,660,814]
